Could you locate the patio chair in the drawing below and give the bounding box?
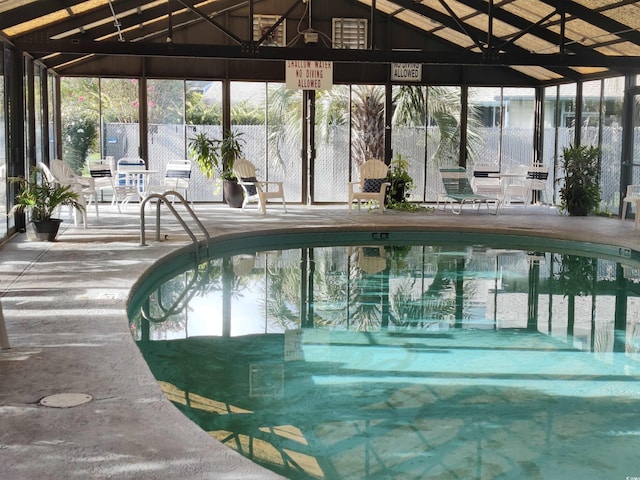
[348,159,390,214]
[438,167,501,214]
[50,159,97,226]
[502,165,532,209]
[471,163,502,197]
[621,184,640,229]
[37,161,79,223]
[148,159,193,205]
[88,159,115,205]
[115,157,146,211]
[527,164,551,204]
[233,158,287,214]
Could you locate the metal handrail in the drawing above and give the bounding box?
[139,260,213,324]
[139,191,210,257]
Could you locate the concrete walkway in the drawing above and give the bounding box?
[1,202,639,479]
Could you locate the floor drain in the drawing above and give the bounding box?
[39,393,93,408]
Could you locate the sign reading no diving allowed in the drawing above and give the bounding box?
[391,63,422,82]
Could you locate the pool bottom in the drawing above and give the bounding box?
[137,328,640,480]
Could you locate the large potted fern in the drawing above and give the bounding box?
[558,144,602,216]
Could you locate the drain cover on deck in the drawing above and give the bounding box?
[39,393,93,408]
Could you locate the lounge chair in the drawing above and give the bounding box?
[438,166,501,214]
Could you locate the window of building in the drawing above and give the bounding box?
[253,15,286,47]
[332,18,367,49]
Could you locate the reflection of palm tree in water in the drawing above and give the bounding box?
[260,247,474,332]
[389,255,463,329]
[347,247,388,331]
[262,264,301,330]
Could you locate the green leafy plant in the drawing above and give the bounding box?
[188,129,245,181]
[558,144,602,216]
[219,129,245,181]
[8,166,83,222]
[385,153,415,210]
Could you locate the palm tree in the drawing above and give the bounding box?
[393,85,483,166]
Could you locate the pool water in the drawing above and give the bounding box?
[129,235,640,479]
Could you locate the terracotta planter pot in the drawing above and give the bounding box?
[26,219,63,241]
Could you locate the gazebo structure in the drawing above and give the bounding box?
[1,0,640,240]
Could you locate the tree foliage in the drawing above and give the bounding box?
[60,78,99,173]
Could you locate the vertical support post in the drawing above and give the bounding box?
[459,86,469,168]
[138,69,148,163]
[370,0,376,49]
[384,83,392,165]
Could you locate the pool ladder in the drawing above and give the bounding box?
[139,191,210,257]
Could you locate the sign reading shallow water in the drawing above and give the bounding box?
[391,63,422,82]
[286,60,333,90]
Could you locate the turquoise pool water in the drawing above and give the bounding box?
[129,232,640,479]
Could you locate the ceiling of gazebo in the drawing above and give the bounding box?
[1,0,639,85]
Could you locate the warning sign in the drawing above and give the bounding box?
[391,63,422,82]
[286,60,333,90]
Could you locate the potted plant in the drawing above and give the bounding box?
[558,144,602,216]
[219,129,245,208]
[385,153,414,209]
[188,128,245,208]
[8,166,84,241]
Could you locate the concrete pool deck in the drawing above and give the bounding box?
[1,202,640,479]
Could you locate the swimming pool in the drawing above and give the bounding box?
[129,231,640,479]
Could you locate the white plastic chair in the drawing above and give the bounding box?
[148,159,192,204]
[471,163,502,197]
[233,158,287,214]
[37,161,71,222]
[50,159,97,227]
[115,157,146,211]
[348,159,390,214]
[88,159,115,205]
[621,184,640,229]
[502,165,532,209]
[527,164,551,204]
